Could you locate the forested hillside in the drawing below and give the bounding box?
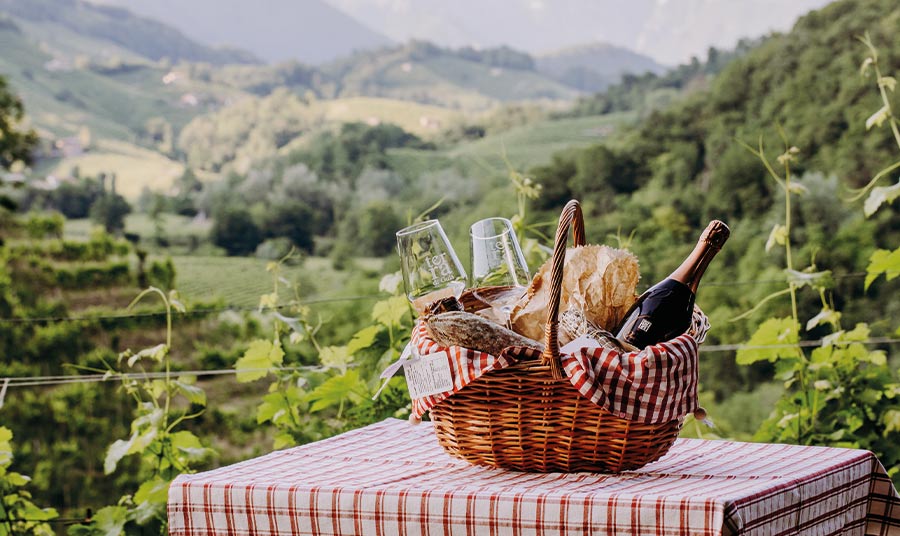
[0,0,258,65]
[535,42,665,92]
[526,0,900,397]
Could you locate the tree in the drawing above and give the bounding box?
[0,75,38,169]
[257,201,315,253]
[90,194,132,235]
[210,207,262,256]
[355,201,403,256]
[171,168,201,216]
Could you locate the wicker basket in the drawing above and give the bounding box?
[429,200,685,473]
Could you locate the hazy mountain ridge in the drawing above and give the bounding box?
[325,0,833,66]
[320,41,579,108]
[0,0,259,65]
[91,0,393,65]
[536,42,666,92]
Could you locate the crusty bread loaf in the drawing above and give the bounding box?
[425,311,544,356]
[510,245,640,340]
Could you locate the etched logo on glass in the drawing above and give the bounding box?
[424,253,455,284]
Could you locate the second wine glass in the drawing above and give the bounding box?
[469,217,530,321]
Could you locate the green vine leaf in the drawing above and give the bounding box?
[258,386,305,428]
[865,351,888,367]
[860,56,874,76]
[885,410,900,434]
[319,345,352,372]
[765,224,787,252]
[235,339,284,382]
[372,295,409,327]
[0,426,13,471]
[259,292,278,310]
[104,437,135,475]
[5,471,30,487]
[68,505,128,536]
[843,323,871,342]
[132,476,168,524]
[168,290,186,313]
[813,380,832,391]
[307,370,368,412]
[786,181,809,195]
[864,181,900,217]
[127,344,167,367]
[174,376,206,406]
[170,430,211,462]
[736,317,800,365]
[289,331,305,345]
[865,248,900,289]
[273,311,304,333]
[379,272,402,294]
[272,432,295,450]
[785,269,834,291]
[148,379,167,400]
[806,308,841,331]
[866,104,890,130]
[347,325,382,355]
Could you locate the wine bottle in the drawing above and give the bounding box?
[614,220,730,349]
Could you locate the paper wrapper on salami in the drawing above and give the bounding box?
[510,245,640,341]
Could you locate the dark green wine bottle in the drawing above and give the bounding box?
[614,220,730,349]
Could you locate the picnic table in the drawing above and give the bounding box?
[169,418,900,535]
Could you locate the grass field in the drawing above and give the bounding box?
[448,112,635,168]
[169,256,386,308]
[388,112,635,181]
[64,213,211,241]
[313,97,463,138]
[51,140,187,200]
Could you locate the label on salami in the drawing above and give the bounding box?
[403,351,453,398]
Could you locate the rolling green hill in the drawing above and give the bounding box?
[0,0,259,64]
[536,42,666,92]
[0,1,596,196]
[322,41,580,109]
[0,18,247,140]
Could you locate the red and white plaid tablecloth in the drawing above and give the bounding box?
[169,418,900,536]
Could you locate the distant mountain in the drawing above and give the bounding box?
[0,0,258,65]
[321,41,579,108]
[325,0,833,66]
[93,0,393,65]
[535,43,666,92]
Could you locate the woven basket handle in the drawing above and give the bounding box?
[540,200,585,379]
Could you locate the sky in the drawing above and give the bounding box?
[91,0,836,66]
[324,0,834,65]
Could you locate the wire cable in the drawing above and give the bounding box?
[0,294,384,324]
[700,335,900,352]
[2,338,898,389]
[1,366,331,388]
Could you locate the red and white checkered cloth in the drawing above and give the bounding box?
[410,319,702,423]
[169,418,900,536]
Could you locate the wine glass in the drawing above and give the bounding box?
[469,217,530,322]
[396,219,467,314]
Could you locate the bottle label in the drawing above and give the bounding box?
[403,351,454,398]
[636,317,653,332]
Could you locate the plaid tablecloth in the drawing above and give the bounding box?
[169,418,900,536]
